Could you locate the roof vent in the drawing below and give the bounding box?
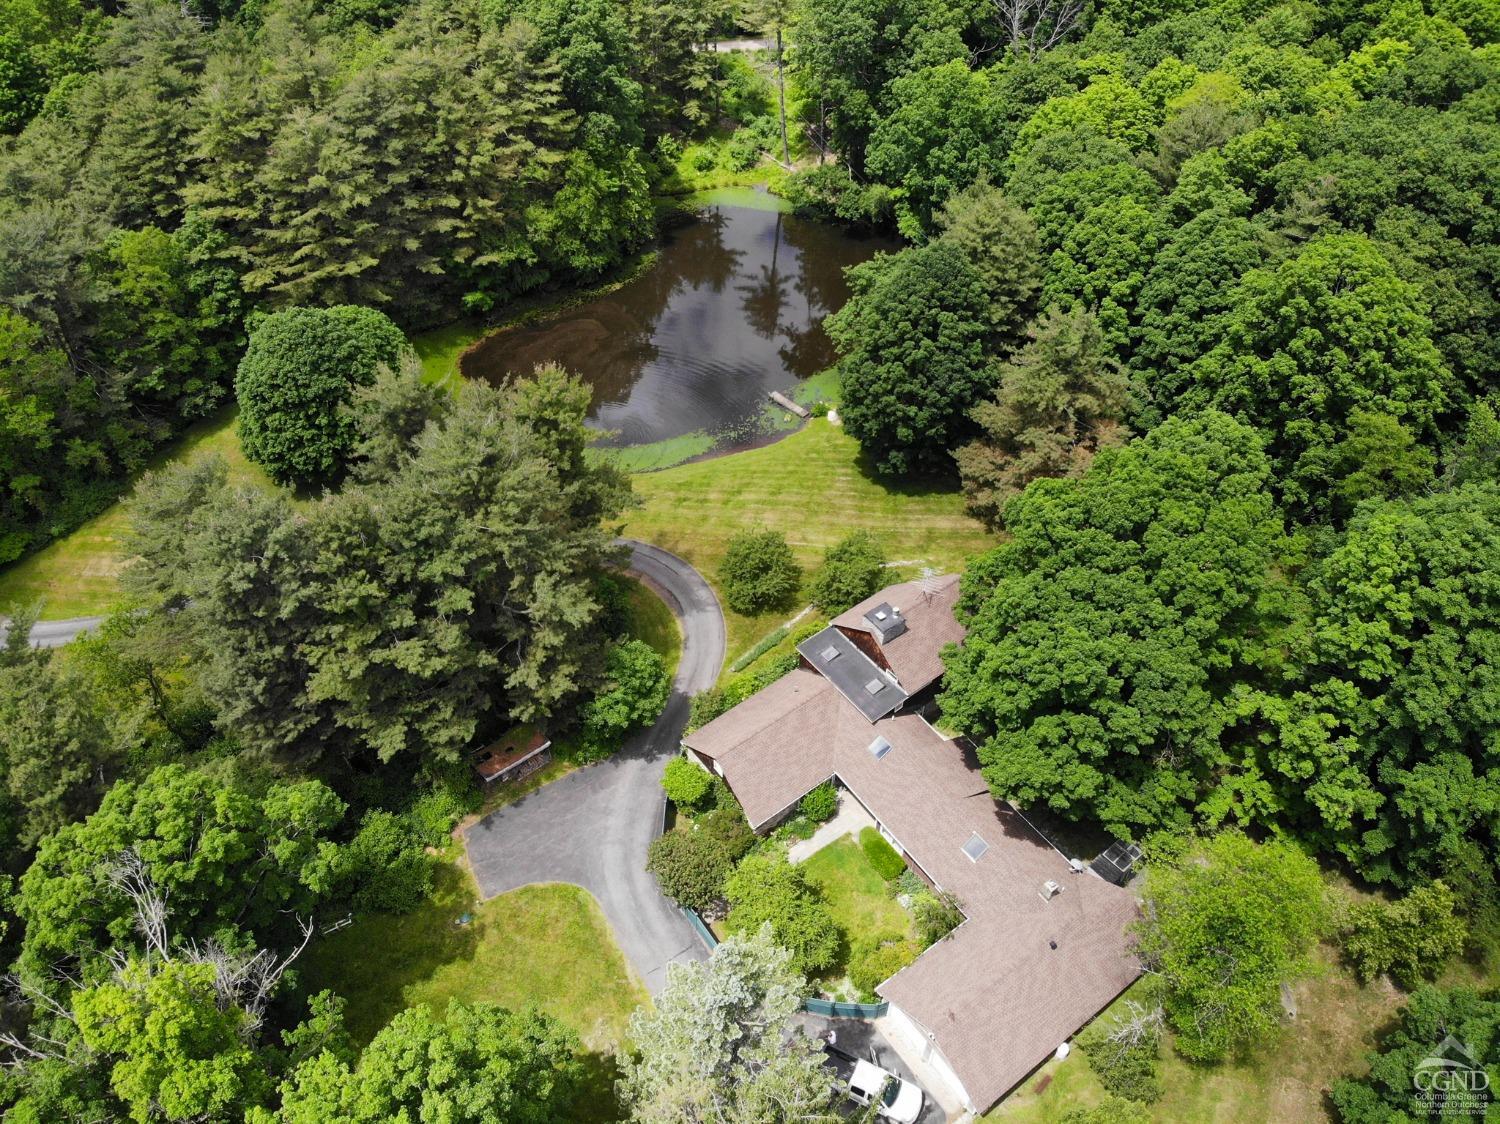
[961,833,988,862]
[874,609,887,621]
[820,644,840,662]
[868,736,892,760]
[1040,880,1064,901]
[863,678,885,696]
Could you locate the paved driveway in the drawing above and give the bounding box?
[464,540,726,994]
[797,1015,952,1124]
[1,615,104,648]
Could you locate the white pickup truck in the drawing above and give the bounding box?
[823,1043,926,1123]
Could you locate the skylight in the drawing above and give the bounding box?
[962,833,989,862]
[820,645,840,662]
[868,736,892,760]
[863,678,885,695]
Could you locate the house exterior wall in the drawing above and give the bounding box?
[881,1003,976,1115]
[836,624,892,674]
[685,747,721,776]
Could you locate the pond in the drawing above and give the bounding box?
[459,189,895,458]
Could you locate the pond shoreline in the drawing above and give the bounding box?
[420,186,792,388]
[456,188,883,458]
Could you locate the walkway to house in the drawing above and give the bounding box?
[464,540,726,995]
[788,790,878,863]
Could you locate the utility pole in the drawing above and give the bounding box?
[774,22,790,166]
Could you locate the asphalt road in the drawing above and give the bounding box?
[0,615,104,649]
[12,540,727,993]
[463,539,726,994]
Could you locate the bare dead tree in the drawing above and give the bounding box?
[1109,999,1165,1047]
[988,0,1086,61]
[0,845,319,1084]
[183,916,315,1038]
[103,849,170,961]
[1099,999,1165,1070]
[0,974,85,1071]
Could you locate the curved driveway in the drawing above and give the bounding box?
[1,615,104,648]
[463,540,726,994]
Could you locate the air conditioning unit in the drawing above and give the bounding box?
[1040,880,1064,901]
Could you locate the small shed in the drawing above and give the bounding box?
[472,728,552,785]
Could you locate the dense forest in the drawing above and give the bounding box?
[787,0,1500,892]
[0,0,716,563]
[0,0,1497,1117]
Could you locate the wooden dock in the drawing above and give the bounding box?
[768,390,810,418]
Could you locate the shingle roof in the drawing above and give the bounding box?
[797,625,907,722]
[683,670,840,824]
[682,574,1140,1111]
[832,573,964,695]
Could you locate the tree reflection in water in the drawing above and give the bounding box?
[462,203,894,448]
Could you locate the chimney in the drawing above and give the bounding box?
[863,602,907,645]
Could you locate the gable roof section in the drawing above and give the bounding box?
[683,670,841,825]
[832,574,964,695]
[682,670,1141,1111]
[797,625,907,722]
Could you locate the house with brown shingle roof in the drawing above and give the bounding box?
[682,575,1141,1115]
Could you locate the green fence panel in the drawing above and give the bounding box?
[682,908,718,950]
[802,998,888,1019]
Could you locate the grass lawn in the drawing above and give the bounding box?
[0,408,273,618]
[300,859,648,1054]
[619,573,683,672]
[987,941,1500,1123]
[3,372,996,642]
[800,834,912,948]
[624,418,997,667]
[412,319,482,389]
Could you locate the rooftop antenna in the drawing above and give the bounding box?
[918,566,940,604]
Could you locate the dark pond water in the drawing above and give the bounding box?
[460,195,894,448]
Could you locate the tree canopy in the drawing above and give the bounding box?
[1137,832,1328,1062]
[124,369,630,768]
[942,411,1290,838]
[828,240,998,477]
[619,926,839,1123]
[235,305,408,486]
[270,1001,586,1123]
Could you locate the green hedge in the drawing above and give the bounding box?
[800,782,838,823]
[859,826,907,881]
[729,625,789,672]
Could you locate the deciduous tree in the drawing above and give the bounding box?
[828,241,997,477]
[808,530,885,612]
[271,1001,585,1123]
[15,765,345,981]
[719,530,801,615]
[619,926,839,1122]
[1137,833,1328,1062]
[1331,987,1500,1124]
[942,412,1289,837]
[235,306,408,486]
[723,852,839,975]
[1188,233,1449,516]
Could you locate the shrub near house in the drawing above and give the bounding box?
[719,529,803,615]
[724,851,840,975]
